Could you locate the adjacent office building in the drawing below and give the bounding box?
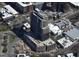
[0,7,13,21]
[24,34,46,52]
[24,34,56,52]
[64,27,79,42]
[57,37,73,48]
[5,2,33,14]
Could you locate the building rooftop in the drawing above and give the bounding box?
[23,23,31,29]
[66,53,75,57]
[18,2,32,7]
[57,55,62,57]
[54,19,71,29]
[25,34,55,47]
[64,28,79,41]
[42,38,55,46]
[4,5,18,15]
[33,2,44,5]
[71,2,79,6]
[0,5,19,20]
[48,23,62,35]
[24,35,44,47]
[0,7,13,19]
[34,8,48,20]
[57,37,73,48]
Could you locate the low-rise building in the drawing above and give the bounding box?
[64,27,79,42]
[6,2,33,14]
[24,34,46,52]
[57,37,73,48]
[57,55,62,57]
[57,53,75,57]
[0,5,18,21]
[23,22,31,32]
[66,53,75,57]
[0,7,14,21]
[42,38,56,51]
[17,2,33,13]
[48,23,62,35]
[4,5,18,17]
[54,19,72,30]
[24,34,56,52]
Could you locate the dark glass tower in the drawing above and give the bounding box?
[30,9,49,41]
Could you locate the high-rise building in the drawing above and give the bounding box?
[30,8,49,41]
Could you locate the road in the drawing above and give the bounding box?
[61,9,79,19]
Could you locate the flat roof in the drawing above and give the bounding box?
[66,53,75,57]
[24,34,44,47]
[48,23,62,35]
[71,2,79,6]
[2,12,13,19]
[34,8,48,20]
[33,2,44,5]
[42,38,55,46]
[57,55,62,57]
[24,23,31,29]
[24,34,55,47]
[57,37,73,48]
[18,2,32,7]
[54,19,70,29]
[64,28,79,41]
[0,8,13,19]
[4,5,18,15]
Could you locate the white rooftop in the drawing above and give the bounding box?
[66,53,75,57]
[0,8,13,19]
[48,23,62,35]
[17,54,27,57]
[57,55,62,57]
[57,37,73,48]
[35,8,40,12]
[23,23,31,29]
[2,12,12,19]
[18,2,32,7]
[71,2,79,6]
[4,5,18,15]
